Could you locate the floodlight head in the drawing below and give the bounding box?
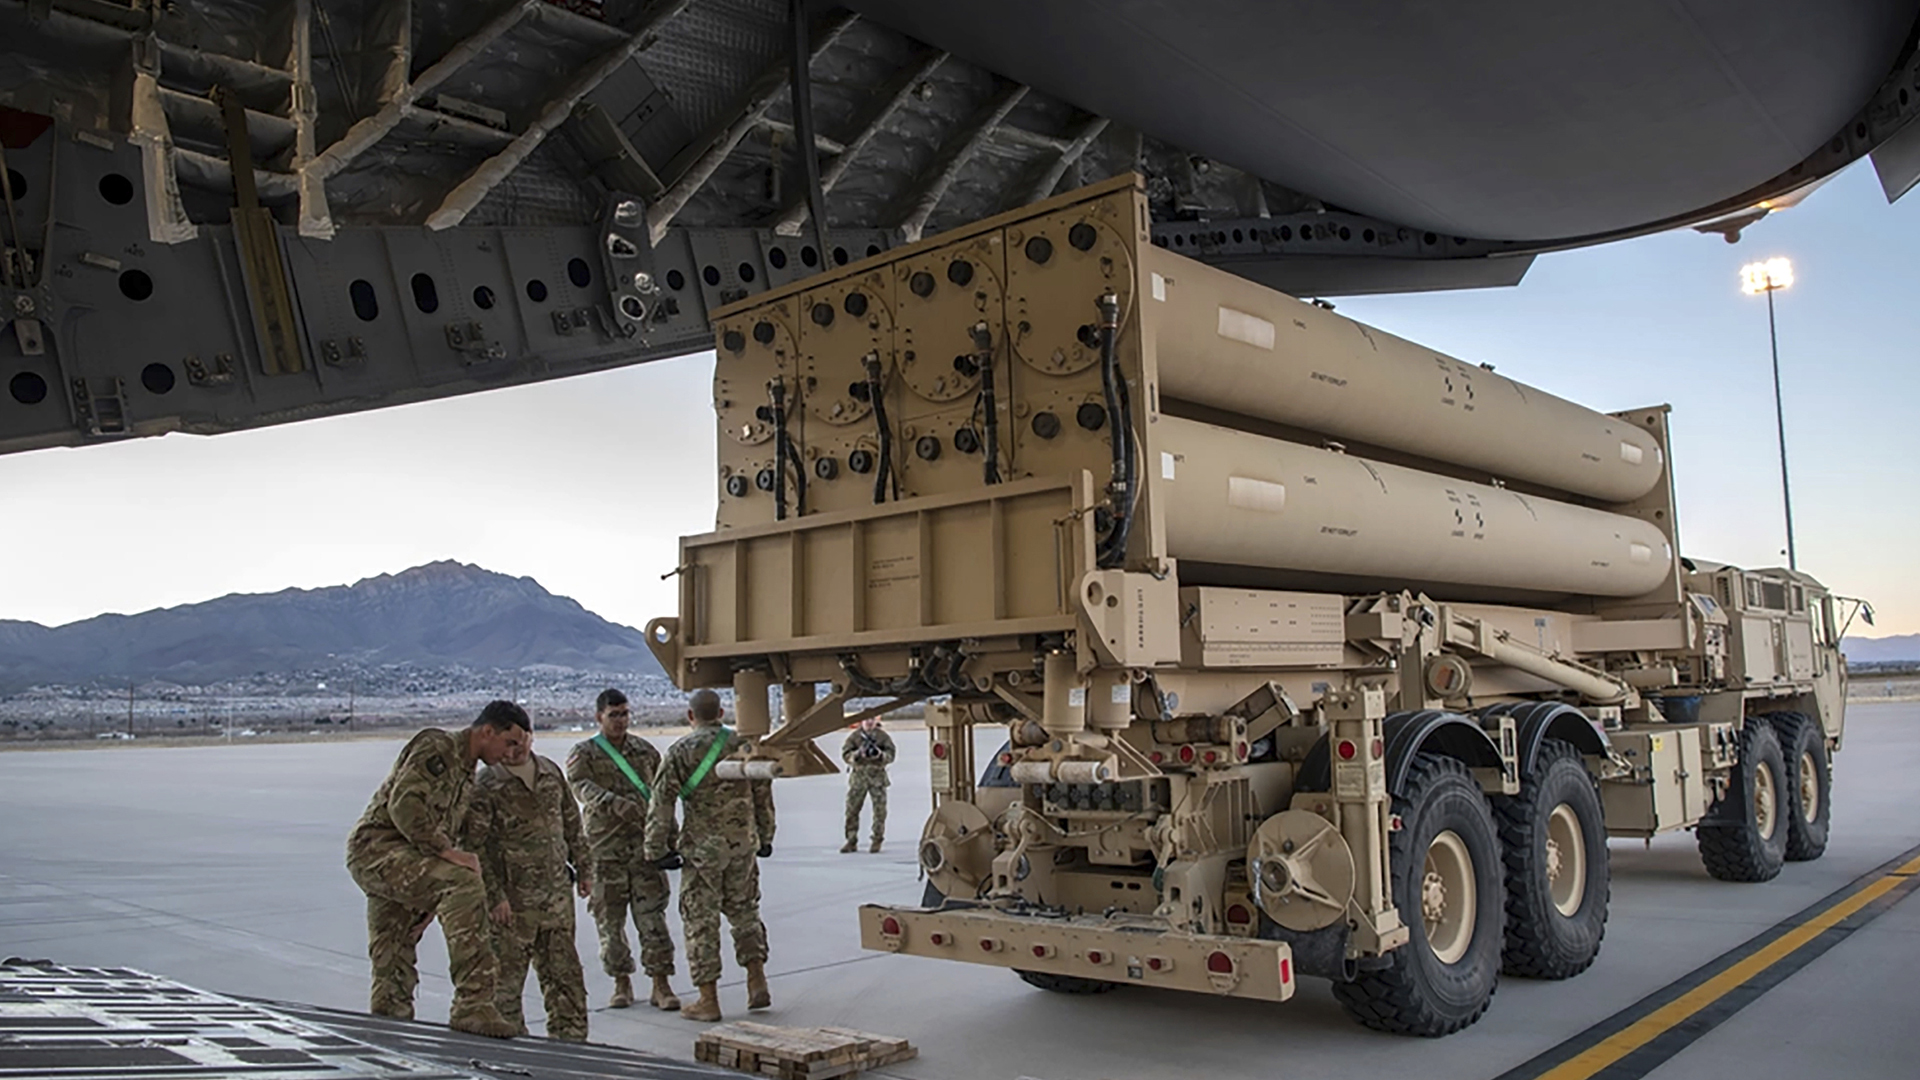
[1740,257,1794,294]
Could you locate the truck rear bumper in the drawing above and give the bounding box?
[858,904,1296,1001]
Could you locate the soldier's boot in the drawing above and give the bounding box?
[746,963,771,1011]
[682,983,722,1023]
[447,1003,517,1039]
[839,839,857,854]
[869,838,883,854]
[609,974,634,1009]
[649,975,681,1012]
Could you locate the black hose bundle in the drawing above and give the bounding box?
[770,380,789,521]
[863,352,899,504]
[768,380,806,519]
[970,321,1002,485]
[1095,289,1136,567]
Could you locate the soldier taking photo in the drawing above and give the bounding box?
[840,716,896,854]
[344,701,527,1038]
[565,688,682,1012]
[466,713,590,1041]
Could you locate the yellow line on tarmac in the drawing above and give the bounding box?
[1536,869,1910,1080]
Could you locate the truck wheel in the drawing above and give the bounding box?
[1771,713,1830,862]
[1493,739,1609,979]
[1015,970,1120,995]
[1697,719,1788,882]
[1331,754,1503,1037]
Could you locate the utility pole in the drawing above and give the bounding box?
[1740,256,1798,570]
[1764,285,1796,571]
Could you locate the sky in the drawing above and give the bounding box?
[1,161,1916,637]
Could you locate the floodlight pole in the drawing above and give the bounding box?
[1764,285,1797,571]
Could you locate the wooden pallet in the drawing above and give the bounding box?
[694,1021,918,1080]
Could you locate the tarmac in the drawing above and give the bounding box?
[1,705,1914,1080]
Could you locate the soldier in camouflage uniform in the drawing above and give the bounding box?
[345,702,528,1037]
[565,688,682,1012]
[840,717,896,854]
[467,720,590,1041]
[644,688,776,1023]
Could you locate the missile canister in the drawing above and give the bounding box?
[1142,247,1663,504]
[1153,415,1671,598]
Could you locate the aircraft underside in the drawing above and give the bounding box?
[0,0,1916,455]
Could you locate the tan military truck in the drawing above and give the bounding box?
[644,175,1859,1035]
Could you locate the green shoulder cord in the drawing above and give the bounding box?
[681,727,735,799]
[593,734,650,800]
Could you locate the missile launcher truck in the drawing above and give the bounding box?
[642,175,1857,1036]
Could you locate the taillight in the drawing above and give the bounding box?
[1086,949,1107,965]
[1337,739,1357,760]
[1146,956,1167,972]
[880,916,902,936]
[1203,750,1218,765]
[1149,750,1164,765]
[1371,737,1384,760]
[1177,744,1196,765]
[931,742,948,760]
[1205,951,1235,975]
[1226,903,1253,925]
[1280,958,1293,984]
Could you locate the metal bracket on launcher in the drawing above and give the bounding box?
[600,191,666,340]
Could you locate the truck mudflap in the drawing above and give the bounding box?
[858,904,1296,1002]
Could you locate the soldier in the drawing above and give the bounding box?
[565,688,682,1012]
[467,716,590,1041]
[840,716,896,854]
[644,688,775,1023]
[345,702,527,1037]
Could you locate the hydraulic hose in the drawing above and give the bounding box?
[1095,289,1135,567]
[769,379,790,521]
[971,321,1002,484]
[863,352,898,504]
[780,426,807,515]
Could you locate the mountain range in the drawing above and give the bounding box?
[4,563,1909,692]
[1840,634,1920,665]
[0,562,662,690]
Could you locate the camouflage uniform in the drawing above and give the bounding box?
[565,733,676,979]
[644,726,776,987]
[345,728,498,1021]
[466,755,589,1041]
[842,727,896,844]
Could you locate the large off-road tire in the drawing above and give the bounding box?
[1770,713,1831,862]
[1492,739,1609,979]
[1015,970,1120,995]
[1697,719,1788,882]
[1331,754,1504,1037]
